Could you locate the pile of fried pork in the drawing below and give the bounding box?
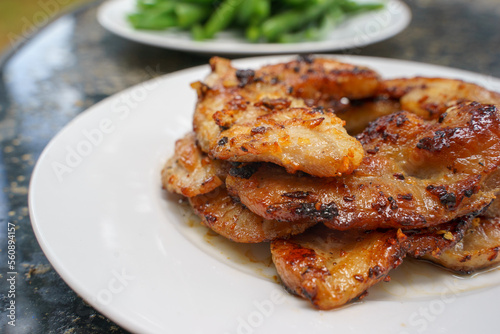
[162,55,500,310]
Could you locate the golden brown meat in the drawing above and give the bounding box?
[380,77,500,119]
[189,186,316,243]
[256,55,381,105]
[211,105,364,177]
[161,132,228,197]
[192,56,381,177]
[227,102,500,230]
[420,216,500,273]
[270,225,406,310]
[271,216,471,310]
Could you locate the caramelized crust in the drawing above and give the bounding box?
[189,186,316,243]
[227,103,500,230]
[192,56,378,177]
[420,216,500,273]
[380,77,500,119]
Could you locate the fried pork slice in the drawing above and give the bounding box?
[270,225,406,310]
[255,55,381,105]
[161,132,228,197]
[192,56,377,177]
[227,102,500,230]
[189,186,316,243]
[212,105,364,177]
[271,217,471,310]
[380,77,500,119]
[420,216,500,274]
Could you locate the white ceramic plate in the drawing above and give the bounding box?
[30,55,500,334]
[96,0,411,54]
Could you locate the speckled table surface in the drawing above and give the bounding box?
[0,0,499,332]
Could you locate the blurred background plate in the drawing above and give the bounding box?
[97,0,411,54]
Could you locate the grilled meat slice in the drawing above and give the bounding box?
[255,55,381,105]
[161,132,228,197]
[192,56,380,177]
[189,186,316,243]
[210,105,364,177]
[227,102,500,230]
[329,77,499,136]
[419,216,500,274]
[271,217,472,310]
[270,225,406,310]
[380,77,500,119]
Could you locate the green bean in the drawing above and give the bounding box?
[314,5,345,38]
[241,0,270,40]
[261,0,333,42]
[245,24,261,42]
[277,7,343,44]
[253,0,271,21]
[340,1,385,13]
[236,0,256,26]
[127,12,177,30]
[191,24,206,41]
[203,0,241,39]
[238,0,270,26]
[175,3,211,28]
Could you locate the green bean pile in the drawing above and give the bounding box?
[127,0,384,43]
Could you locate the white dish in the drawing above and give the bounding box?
[30,55,500,334]
[96,0,411,54]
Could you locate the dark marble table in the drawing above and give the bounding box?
[0,0,499,332]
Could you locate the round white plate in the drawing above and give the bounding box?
[30,55,500,334]
[97,0,411,54]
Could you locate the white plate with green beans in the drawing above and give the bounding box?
[97,0,411,54]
